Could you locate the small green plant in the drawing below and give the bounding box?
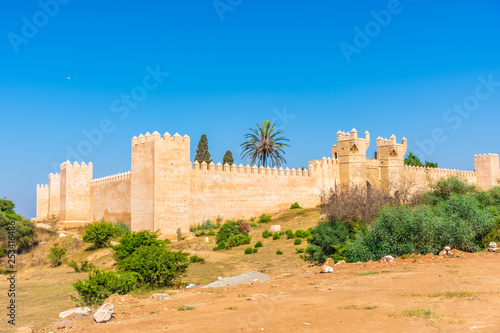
[226,234,252,248]
[294,238,302,245]
[213,241,226,251]
[114,221,130,236]
[262,230,273,239]
[67,260,95,273]
[189,255,205,263]
[252,248,258,253]
[113,230,167,261]
[355,271,379,276]
[244,247,253,255]
[272,233,280,240]
[259,214,272,223]
[295,248,305,253]
[294,229,310,238]
[72,268,139,306]
[82,220,119,249]
[254,241,263,248]
[276,250,283,255]
[290,202,301,209]
[49,243,66,267]
[177,227,182,241]
[399,308,439,320]
[285,229,295,239]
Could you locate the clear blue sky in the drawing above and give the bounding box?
[1,0,500,218]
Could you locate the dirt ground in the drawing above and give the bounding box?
[28,250,500,333]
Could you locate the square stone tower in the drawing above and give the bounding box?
[131,131,191,235]
[376,135,407,191]
[59,161,93,221]
[474,154,500,190]
[334,128,370,188]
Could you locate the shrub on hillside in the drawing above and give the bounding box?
[290,202,301,209]
[262,230,273,239]
[49,243,66,267]
[276,250,283,255]
[215,221,239,243]
[259,214,272,223]
[295,248,305,254]
[114,221,130,236]
[226,234,252,247]
[285,229,295,239]
[254,241,263,248]
[82,220,119,249]
[294,229,310,238]
[113,230,167,261]
[189,255,205,263]
[213,241,226,251]
[244,247,253,255]
[305,221,350,262]
[72,268,139,306]
[346,194,496,262]
[67,260,94,273]
[0,199,36,253]
[294,238,302,245]
[116,245,189,288]
[423,176,477,204]
[272,233,280,240]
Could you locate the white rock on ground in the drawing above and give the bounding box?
[59,307,91,318]
[321,265,334,273]
[152,293,170,300]
[380,255,395,263]
[94,303,114,323]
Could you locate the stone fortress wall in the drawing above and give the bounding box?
[34,129,500,237]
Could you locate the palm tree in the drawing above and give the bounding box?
[240,120,290,168]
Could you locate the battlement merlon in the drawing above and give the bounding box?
[333,128,370,160]
[132,131,190,146]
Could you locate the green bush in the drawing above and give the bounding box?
[276,250,283,255]
[216,221,239,243]
[72,268,139,306]
[113,230,166,261]
[254,241,263,248]
[305,221,350,262]
[290,202,301,209]
[272,233,280,240]
[346,194,496,262]
[67,260,95,273]
[252,248,258,253]
[294,238,302,245]
[116,245,189,288]
[295,229,310,238]
[259,214,272,223]
[189,255,205,263]
[295,248,305,254]
[0,199,36,253]
[226,234,252,247]
[82,220,119,249]
[49,243,66,267]
[285,229,295,239]
[244,247,253,255]
[423,176,477,204]
[262,230,273,239]
[213,241,226,251]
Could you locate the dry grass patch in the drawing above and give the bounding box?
[405,291,479,298]
[391,308,439,320]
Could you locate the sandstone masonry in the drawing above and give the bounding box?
[33,129,500,237]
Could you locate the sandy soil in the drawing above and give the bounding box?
[32,250,500,333]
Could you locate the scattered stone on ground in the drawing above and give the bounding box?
[15,327,32,333]
[59,233,66,237]
[269,225,281,232]
[203,271,271,288]
[94,303,114,323]
[320,265,334,273]
[59,307,91,318]
[152,293,170,300]
[379,255,395,263]
[488,242,498,252]
[110,241,119,246]
[441,246,453,257]
[335,260,346,265]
